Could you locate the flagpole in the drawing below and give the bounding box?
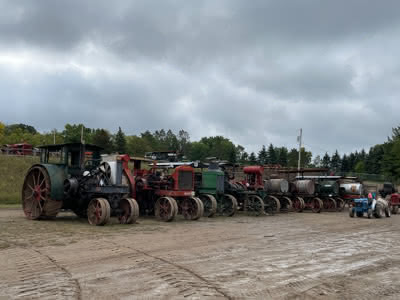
[297,128,302,176]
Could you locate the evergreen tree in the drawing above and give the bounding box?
[114,127,126,154]
[322,153,331,168]
[258,145,268,165]
[330,150,341,172]
[348,152,356,171]
[277,147,288,167]
[249,152,257,165]
[287,148,299,167]
[388,126,400,142]
[341,154,350,173]
[267,143,277,164]
[365,144,384,174]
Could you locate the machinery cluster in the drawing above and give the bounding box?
[21,143,399,225]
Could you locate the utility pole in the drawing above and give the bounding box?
[53,129,56,144]
[81,125,84,144]
[297,128,302,176]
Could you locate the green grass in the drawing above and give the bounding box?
[0,155,39,205]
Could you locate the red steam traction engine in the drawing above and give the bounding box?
[120,156,204,222]
[231,166,277,215]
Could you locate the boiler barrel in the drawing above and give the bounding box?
[295,180,315,195]
[340,183,363,195]
[319,180,339,195]
[265,179,289,193]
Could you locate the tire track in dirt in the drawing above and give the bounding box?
[1,248,80,299]
[286,258,400,299]
[129,247,232,299]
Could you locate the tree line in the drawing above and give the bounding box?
[0,122,312,166]
[2,122,400,180]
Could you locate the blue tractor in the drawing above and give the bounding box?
[349,195,391,219]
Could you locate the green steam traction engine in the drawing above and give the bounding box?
[21,143,139,225]
[194,163,238,217]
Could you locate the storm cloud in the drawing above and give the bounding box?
[1,0,400,155]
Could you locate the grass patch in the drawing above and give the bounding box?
[0,155,39,205]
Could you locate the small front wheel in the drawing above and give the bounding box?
[349,208,355,218]
[374,203,384,218]
[87,198,111,226]
[385,206,391,218]
[367,208,372,219]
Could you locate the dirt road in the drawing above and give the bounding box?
[1,209,399,299]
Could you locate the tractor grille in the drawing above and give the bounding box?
[178,171,193,190]
[216,174,224,193]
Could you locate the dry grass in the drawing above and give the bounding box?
[0,155,39,204]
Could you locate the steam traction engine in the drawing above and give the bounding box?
[264,178,293,213]
[339,178,364,207]
[194,164,238,217]
[298,176,345,212]
[229,166,275,215]
[21,143,139,226]
[122,158,204,222]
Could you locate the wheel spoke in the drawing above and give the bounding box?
[30,199,35,213]
[39,177,46,188]
[32,171,37,186]
[37,199,43,211]
[36,172,41,188]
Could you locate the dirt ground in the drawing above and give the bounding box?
[0,209,399,300]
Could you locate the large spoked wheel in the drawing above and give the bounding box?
[335,197,345,212]
[312,198,323,213]
[87,198,111,226]
[292,197,304,212]
[323,198,336,211]
[155,197,177,222]
[281,196,293,212]
[167,197,179,218]
[220,194,238,216]
[266,196,281,214]
[22,165,62,220]
[199,194,217,218]
[181,197,203,220]
[119,198,139,224]
[248,195,265,216]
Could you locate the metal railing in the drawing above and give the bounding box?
[0,147,40,156]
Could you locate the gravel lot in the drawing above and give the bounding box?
[1,209,399,299]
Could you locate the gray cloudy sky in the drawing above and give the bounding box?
[1,0,399,156]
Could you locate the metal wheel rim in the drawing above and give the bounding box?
[249,195,264,215]
[221,194,237,216]
[22,166,50,220]
[312,197,322,213]
[155,197,174,221]
[200,194,217,217]
[87,198,108,225]
[181,197,200,220]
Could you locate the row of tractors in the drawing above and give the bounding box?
[21,143,399,225]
